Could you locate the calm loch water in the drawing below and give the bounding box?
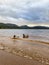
[0,29,49,42]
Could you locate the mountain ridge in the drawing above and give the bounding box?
[0,23,49,29]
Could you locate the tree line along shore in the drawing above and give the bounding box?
[0,23,49,29]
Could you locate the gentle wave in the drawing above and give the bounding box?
[12,38,49,45]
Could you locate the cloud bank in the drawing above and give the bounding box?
[0,0,49,26]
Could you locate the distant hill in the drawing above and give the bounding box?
[0,23,49,29]
[20,25,30,29]
[0,23,19,29]
[30,26,49,29]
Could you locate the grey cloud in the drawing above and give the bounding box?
[0,0,49,25]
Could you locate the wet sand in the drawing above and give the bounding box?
[0,37,49,65]
[0,50,42,65]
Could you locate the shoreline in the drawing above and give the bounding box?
[12,37,49,45]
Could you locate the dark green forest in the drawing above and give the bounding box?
[0,23,49,29]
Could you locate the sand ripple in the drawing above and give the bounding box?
[0,43,49,65]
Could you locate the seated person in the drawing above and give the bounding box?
[23,34,29,38]
[13,35,16,39]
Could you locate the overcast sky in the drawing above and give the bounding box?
[0,0,49,26]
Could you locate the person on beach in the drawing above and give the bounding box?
[23,34,25,38]
[23,34,29,38]
[13,35,16,39]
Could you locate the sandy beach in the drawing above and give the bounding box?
[0,36,49,65]
[0,50,43,65]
